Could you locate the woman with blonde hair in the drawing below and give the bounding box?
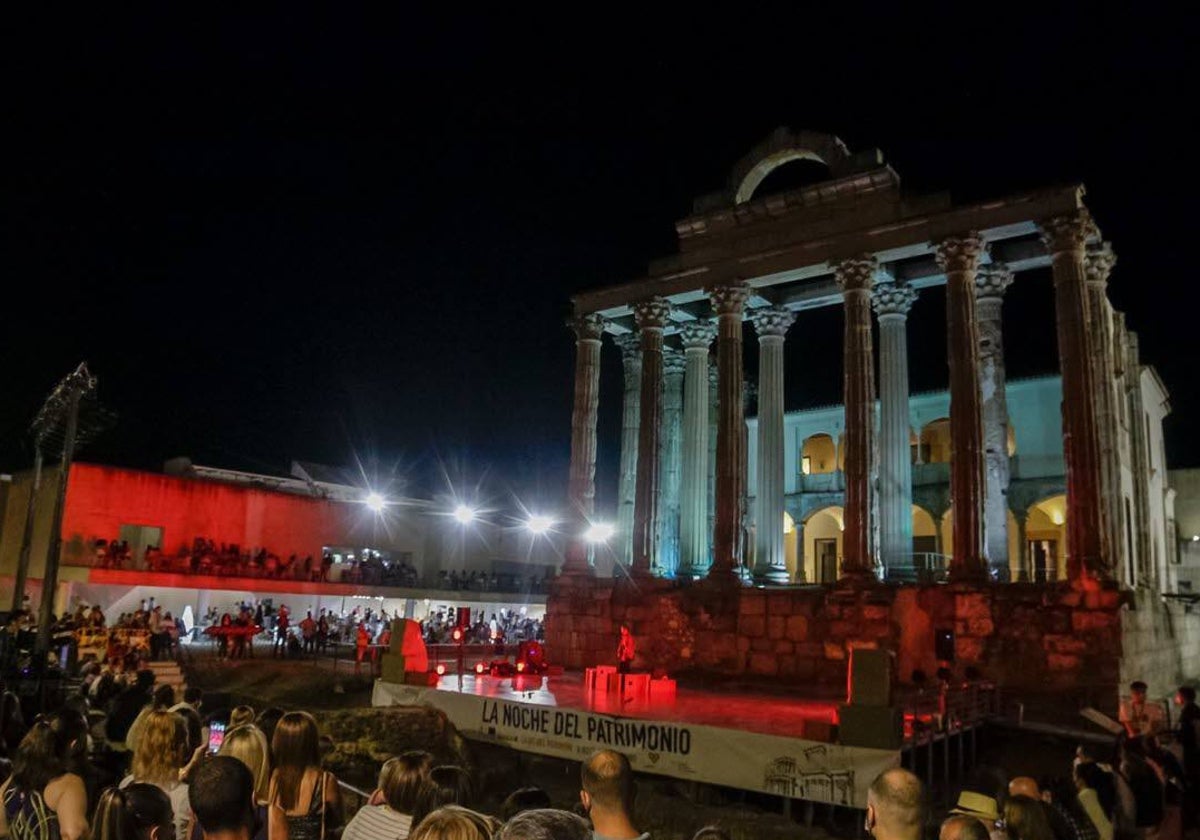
[268,712,341,840]
[229,706,257,731]
[408,806,495,840]
[342,751,431,840]
[120,709,194,840]
[219,725,271,836]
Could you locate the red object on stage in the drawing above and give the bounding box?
[203,625,263,639]
[516,640,546,673]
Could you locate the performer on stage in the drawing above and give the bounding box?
[617,624,635,673]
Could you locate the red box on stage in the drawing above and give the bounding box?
[585,666,616,692]
[649,678,677,703]
[605,672,650,701]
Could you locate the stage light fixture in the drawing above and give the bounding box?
[453,504,476,525]
[475,662,485,675]
[364,492,386,513]
[526,514,553,535]
[516,661,526,673]
[585,522,615,543]
[435,664,446,676]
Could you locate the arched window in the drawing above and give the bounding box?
[919,418,952,464]
[801,433,838,475]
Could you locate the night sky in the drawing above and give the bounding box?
[4,10,1197,515]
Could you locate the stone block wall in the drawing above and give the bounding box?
[544,576,1196,715]
[1119,588,1200,700]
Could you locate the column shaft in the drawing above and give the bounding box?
[977,265,1014,580]
[613,334,641,570]
[1041,213,1106,582]
[936,235,988,581]
[751,308,795,582]
[706,360,719,567]
[679,323,714,576]
[708,284,750,580]
[631,298,671,576]
[872,282,917,576]
[657,349,685,576]
[562,314,605,574]
[835,258,877,580]
[1086,243,1122,581]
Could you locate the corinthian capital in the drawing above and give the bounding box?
[1085,241,1117,288]
[833,255,877,293]
[870,282,917,318]
[934,233,985,274]
[663,347,686,377]
[1039,210,1097,254]
[975,264,1014,302]
[569,313,606,342]
[678,320,716,350]
[707,282,751,316]
[612,331,641,360]
[750,306,796,338]
[632,297,672,330]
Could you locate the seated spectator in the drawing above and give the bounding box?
[218,725,271,840]
[1073,763,1114,840]
[940,816,990,840]
[121,709,195,840]
[408,806,496,840]
[579,750,647,840]
[1006,795,1055,840]
[93,783,173,840]
[0,710,91,840]
[343,751,431,840]
[413,766,474,827]
[107,670,157,750]
[229,707,256,730]
[189,756,260,840]
[497,788,552,822]
[268,712,342,840]
[496,809,589,840]
[865,768,924,840]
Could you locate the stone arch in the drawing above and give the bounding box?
[802,504,844,584]
[801,433,839,475]
[731,129,853,205]
[1025,494,1067,582]
[919,417,952,464]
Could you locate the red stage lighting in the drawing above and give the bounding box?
[435,664,446,676]
[452,627,464,643]
[474,662,485,675]
[516,661,526,673]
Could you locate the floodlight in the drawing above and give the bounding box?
[453,504,476,525]
[365,492,386,513]
[526,514,553,535]
[585,522,615,543]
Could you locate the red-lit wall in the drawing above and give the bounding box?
[61,463,359,560]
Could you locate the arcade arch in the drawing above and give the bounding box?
[801,433,839,475]
[802,505,844,584]
[1026,494,1067,582]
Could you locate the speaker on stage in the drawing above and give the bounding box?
[838,703,904,749]
[847,648,893,707]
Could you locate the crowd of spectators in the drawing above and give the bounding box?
[421,610,544,646]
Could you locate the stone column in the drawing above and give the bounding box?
[871,281,918,577]
[1086,242,1122,580]
[657,347,685,576]
[1013,509,1029,582]
[751,307,796,583]
[679,322,715,577]
[1040,213,1106,583]
[613,333,641,570]
[706,360,718,565]
[630,298,672,576]
[935,235,988,582]
[562,313,606,575]
[834,257,877,581]
[708,283,751,581]
[976,264,1015,581]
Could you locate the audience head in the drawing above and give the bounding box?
[255,707,285,753]
[497,787,553,822]
[939,816,990,840]
[1004,794,1054,840]
[12,709,89,792]
[495,809,589,840]
[1129,680,1148,700]
[135,670,156,691]
[94,783,174,840]
[153,684,176,709]
[378,751,433,815]
[408,806,496,840]
[866,768,924,840]
[1176,685,1196,705]
[220,725,272,804]
[228,705,255,730]
[175,706,203,757]
[1008,777,1039,800]
[691,828,733,840]
[414,765,474,824]
[189,756,259,839]
[183,687,203,708]
[271,711,322,811]
[132,709,189,785]
[580,749,634,817]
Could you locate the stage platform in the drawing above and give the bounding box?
[372,670,897,808]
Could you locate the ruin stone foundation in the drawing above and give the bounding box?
[546,578,1200,716]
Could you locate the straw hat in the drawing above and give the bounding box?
[949,791,1000,821]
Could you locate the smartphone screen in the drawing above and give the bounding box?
[208,721,226,754]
